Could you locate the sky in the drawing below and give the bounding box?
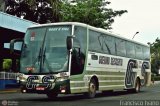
[108,0,160,45]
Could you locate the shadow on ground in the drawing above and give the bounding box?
[20,90,146,102]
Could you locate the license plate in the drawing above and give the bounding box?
[36,87,45,90]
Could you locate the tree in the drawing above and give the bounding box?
[61,0,127,29]
[4,0,127,29]
[0,0,6,12]
[150,37,160,75]
[5,0,54,24]
[2,59,12,71]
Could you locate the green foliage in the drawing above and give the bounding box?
[150,37,160,75]
[0,0,5,12]
[151,74,160,81]
[5,0,127,29]
[153,76,160,81]
[61,0,127,29]
[2,59,12,71]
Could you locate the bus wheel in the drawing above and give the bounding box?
[46,92,58,99]
[87,79,97,98]
[134,78,140,93]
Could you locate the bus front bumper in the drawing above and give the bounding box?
[20,79,70,94]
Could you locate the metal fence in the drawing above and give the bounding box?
[0,72,18,80]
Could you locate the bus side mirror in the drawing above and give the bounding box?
[10,38,24,54]
[66,36,73,50]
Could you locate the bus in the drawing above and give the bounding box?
[10,22,151,99]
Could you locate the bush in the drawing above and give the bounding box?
[151,74,160,81]
[2,59,12,71]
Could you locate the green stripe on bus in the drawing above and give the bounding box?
[99,85,124,91]
[70,82,85,87]
[99,81,124,86]
[86,71,125,75]
[70,87,88,93]
[98,77,124,81]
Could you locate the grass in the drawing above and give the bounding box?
[151,74,160,81]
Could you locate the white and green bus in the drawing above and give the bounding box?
[10,22,151,99]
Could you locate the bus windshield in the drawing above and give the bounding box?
[20,25,71,74]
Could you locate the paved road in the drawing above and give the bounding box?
[0,84,160,106]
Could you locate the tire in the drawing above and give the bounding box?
[46,92,58,99]
[134,78,141,93]
[86,79,97,98]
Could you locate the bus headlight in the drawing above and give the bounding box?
[16,76,20,83]
[56,78,65,82]
[18,74,27,82]
[56,76,68,82]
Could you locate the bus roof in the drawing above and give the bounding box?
[28,22,149,47]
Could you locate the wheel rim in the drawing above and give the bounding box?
[89,82,96,95]
[135,81,140,92]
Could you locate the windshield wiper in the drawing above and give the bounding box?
[27,47,42,74]
[42,47,46,65]
[32,47,42,66]
[42,47,53,73]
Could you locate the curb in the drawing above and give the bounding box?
[154,81,160,85]
[150,81,160,85]
[0,89,20,94]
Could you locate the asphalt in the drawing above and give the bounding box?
[1,84,160,106]
[0,81,160,94]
